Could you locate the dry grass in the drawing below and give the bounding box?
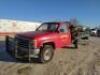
[0,36,100,75]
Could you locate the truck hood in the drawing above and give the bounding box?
[16,31,52,39]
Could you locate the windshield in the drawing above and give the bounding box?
[36,23,58,32]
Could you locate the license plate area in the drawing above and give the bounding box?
[17,47,29,57]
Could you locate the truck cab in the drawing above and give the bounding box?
[6,21,77,63]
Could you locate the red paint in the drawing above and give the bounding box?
[16,22,73,49]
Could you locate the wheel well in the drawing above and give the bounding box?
[43,42,56,49]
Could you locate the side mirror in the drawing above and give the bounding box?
[59,29,64,32]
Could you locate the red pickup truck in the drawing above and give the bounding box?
[6,21,78,63]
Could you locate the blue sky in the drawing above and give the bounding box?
[0,0,100,27]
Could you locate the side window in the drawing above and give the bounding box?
[37,24,48,31]
[59,23,68,33]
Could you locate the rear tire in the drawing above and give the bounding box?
[73,39,78,49]
[39,45,54,63]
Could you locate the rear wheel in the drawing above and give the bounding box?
[39,45,54,63]
[73,39,78,48]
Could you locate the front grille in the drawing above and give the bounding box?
[16,37,30,48]
[17,48,29,58]
[15,37,34,58]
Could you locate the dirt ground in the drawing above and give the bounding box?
[0,36,100,75]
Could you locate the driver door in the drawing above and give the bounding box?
[59,23,71,46]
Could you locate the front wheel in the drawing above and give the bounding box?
[39,45,54,63]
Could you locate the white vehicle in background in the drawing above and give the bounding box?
[90,28,100,37]
[90,29,97,36]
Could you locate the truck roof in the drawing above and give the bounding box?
[43,21,71,24]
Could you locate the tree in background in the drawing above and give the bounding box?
[70,18,80,26]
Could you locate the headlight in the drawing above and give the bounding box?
[30,40,37,49]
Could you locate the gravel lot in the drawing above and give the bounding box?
[0,36,100,75]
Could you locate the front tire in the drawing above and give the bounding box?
[39,45,54,63]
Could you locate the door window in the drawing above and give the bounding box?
[59,23,68,33]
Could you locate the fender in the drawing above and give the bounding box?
[40,39,55,48]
